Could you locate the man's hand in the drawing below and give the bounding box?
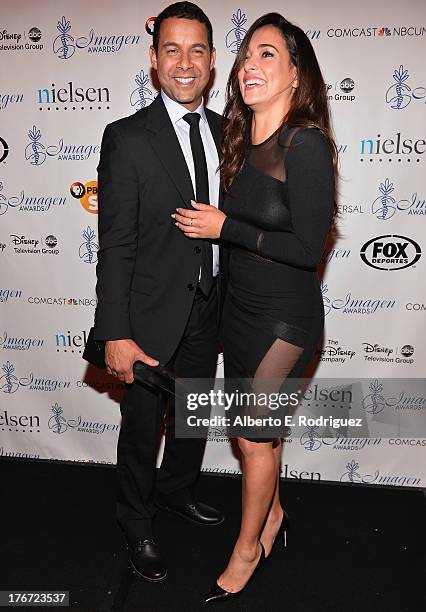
[105,339,159,384]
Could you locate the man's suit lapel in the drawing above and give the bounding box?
[143,95,195,205]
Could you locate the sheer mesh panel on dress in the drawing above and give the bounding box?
[246,127,301,183]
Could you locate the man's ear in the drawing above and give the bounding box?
[210,47,217,70]
[149,45,157,69]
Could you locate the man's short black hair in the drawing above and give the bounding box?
[153,2,213,52]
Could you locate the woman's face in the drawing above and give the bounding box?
[238,25,298,112]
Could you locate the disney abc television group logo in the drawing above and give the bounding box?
[326,78,355,102]
[0,26,43,51]
[9,233,60,255]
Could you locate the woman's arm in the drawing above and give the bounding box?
[220,129,335,270]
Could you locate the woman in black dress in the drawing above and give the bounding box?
[173,12,336,603]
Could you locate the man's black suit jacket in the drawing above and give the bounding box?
[93,94,225,365]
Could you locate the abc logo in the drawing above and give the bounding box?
[340,78,354,93]
[360,235,421,270]
[70,180,98,214]
[45,235,58,248]
[28,27,42,42]
[401,345,414,357]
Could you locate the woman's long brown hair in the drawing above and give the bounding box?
[220,12,338,219]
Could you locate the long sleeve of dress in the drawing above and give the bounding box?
[220,128,334,270]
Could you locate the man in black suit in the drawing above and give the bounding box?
[94,2,223,581]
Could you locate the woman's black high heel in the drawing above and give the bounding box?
[264,509,290,558]
[204,542,266,605]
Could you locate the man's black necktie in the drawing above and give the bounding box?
[183,112,214,297]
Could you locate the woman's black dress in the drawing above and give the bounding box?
[219,126,335,441]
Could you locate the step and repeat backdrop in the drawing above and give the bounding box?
[1,0,425,487]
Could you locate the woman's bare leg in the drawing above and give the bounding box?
[217,438,276,593]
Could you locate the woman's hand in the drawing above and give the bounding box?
[172,200,226,239]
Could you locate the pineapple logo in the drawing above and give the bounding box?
[226,10,248,54]
[130,70,155,110]
[386,65,411,110]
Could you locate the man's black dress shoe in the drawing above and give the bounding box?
[156,498,224,526]
[128,538,167,582]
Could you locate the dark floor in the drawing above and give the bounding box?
[0,458,424,612]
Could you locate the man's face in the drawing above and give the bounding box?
[150,17,215,111]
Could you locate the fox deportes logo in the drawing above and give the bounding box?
[130,69,155,110]
[52,16,141,59]
[0,137,9,163]
[0,27,43,51]
[386,65,426,110]
[360,235,421,270]
[372,179,425,220]
[26,126,100,165]
[70,181,98,213]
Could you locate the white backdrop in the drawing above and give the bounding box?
[1,0,425,487]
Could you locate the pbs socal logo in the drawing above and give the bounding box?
[145,16,156,35]
[70,181,98,214]
[360,234,421,270]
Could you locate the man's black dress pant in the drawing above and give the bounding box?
[116,284,218,540]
